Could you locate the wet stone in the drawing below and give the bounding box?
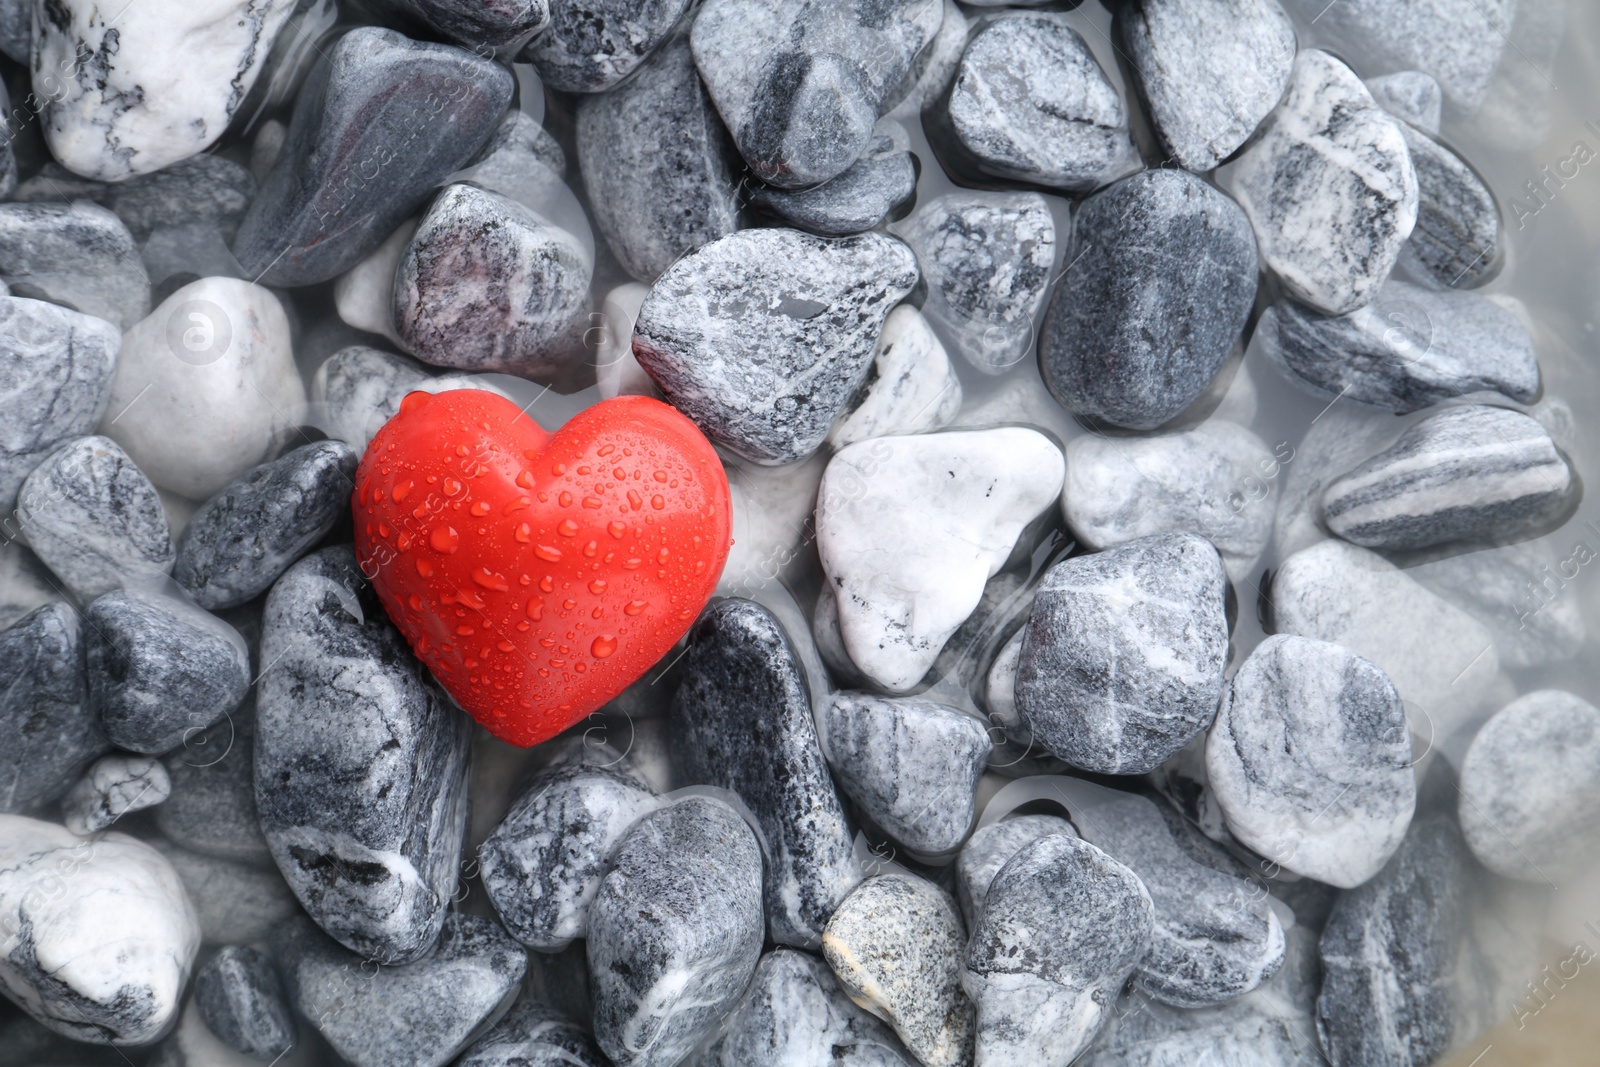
[61,753,170,835]
[457,999,611,1067]
[522,0,691,92]
[0,201,150,329]
[157,705,273,864]
[828,305,963,449]
[1399,122,1502,288]
[194,944,295,1059]
[1366,71,1445,135]
[0,604,106,814]
[1411,541,1587,670]
[389,0,550,50]
[954,814,1076,930]
[14,155,259,243]
[750,126,918,237]
[155,841,300,945]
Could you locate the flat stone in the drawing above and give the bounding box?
[1117,0,1297,171]
[1400,123,1502,288]
[1366,71,1444,135]
[1016,533,1231,775]
[750,125,917,237]
[828,305,962,449]
[1040,168,1257,429]
[154,842,300,945]
[257,546,473,964]
[632,228,917,464]
[954,814,1076,929]
[1228,50,1418,315]
[0,201,150,328]
[157,703,273,864]
[195,945,295,1059]
[1410,541,1586,670]
[61,753,170,835]
[1208,635,1416,888]
[232,26,513,286]
[389,0,550,50]
[670,598,860,947]
[457,999,610,1067]
[0,604,106,813]
[577,36,741,282]
[522,0,690,92]
[823,874,974,1067]
[587,796,765,1067]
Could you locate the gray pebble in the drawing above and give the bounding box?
[15,155,258,243]
[750,126,917,237]
[1411,541,1586,670]
[310,345,430,450]
[157,704,273,864]
[458,1000,610,1067]
[0,544,57,631]
[61,753,171,835]
[0,604,107,813]
[0,201,150,328]
[1400,122,1502,288]
[587,796,765,1067]
[522,0,690,92]
[388,0,550,49]
[889,0,968,113]
[195,945,295,1059]
[954,814,1076,929]
[633,229,917,464]
[155,841,300,945]
[1366,71,1443,135]
[1016,533,1231,775]
[1040,169,1257,429]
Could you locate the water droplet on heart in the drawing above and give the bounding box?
[539,575,555,592]
[399,392,430,415]
[592,635,618,659]
[627,490,643,510]
[526,598,544,620]
[563,599,577,610]
[457,625,475,636]
[559,491,573,507]
[583,541,598,557]
[558,519,579,536]
[377,522,391,538]
[625,600,647,616]
[393,480,413,502]
[442,477,462,496]
[651,495,665,510]
[535,545,562,562]
[474,568,510,592]
[430,527,459,553]
[470,501,491,516]
[408,594,422,610]
[516,470,536,489]
[497,640,514,652]
[653,470,668,482]
[657,548,670,563]
[514,523,533,542]
[416,558,434,577]
[608,521,626,538]
[613,467,626,481]
[589,579,607,595]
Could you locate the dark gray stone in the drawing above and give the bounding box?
[0,4,22,64]
[1015,533,1231,775]
[749,126,916,237]
[232,26,513,287]
[174,441,357,611]
[157,704,273,864]
[1040,169,1257,430]
[194,945,295,1059]
[0,603,107,813]
[458,1000,610,1067]
[1400,123,1501,288]
[0,202,150,328]
[587,796,765,1067]
[955,814,1076,929]
[522,0,690,92]
[388,0,550,49]
[633,228,917,464]
[256,546,473,964]
[15,156,258,242]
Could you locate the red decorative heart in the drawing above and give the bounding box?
[352,390,732,747]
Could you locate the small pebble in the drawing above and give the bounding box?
[1366,71,1444,135]
[194,945,296,1060]
[750,125,917,237]
[0,603,107,814]
[0,201,150,329]
[333,220,414,347]
[61,752,171,835]
[457,1000,610,1067]
[954,814,1077,929]
[828,305,962,449]
[310,345,501,451]
[522,0,690,92]
[1400,122,1501,288]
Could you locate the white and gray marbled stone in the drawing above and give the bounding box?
[0,202,149,329]
[823,874,974,1067]
[751,125,918,237]
[1321,405,1575,552]
[954,814,1076,930]
[311,345,505,451]
[157,707,273,864]
[828,305,962,449]
[154,841,300,945]
[817,428,1064,692]
[962,834,1154,1067]
[0,604,107,814]
[1040,169,1258,429]
[587,796,765,1067]
[1015,533,1231,776]
[0,815,199,1044]
[1116,0,1297,172]
[522,0,690,92]
[1411,541,1587,670]
[257,546,472,964]
[194,945,295,1059]
[632,228,918,464]
[1228,50,1417,315]
[1400,123,1501,288]
[61,753,170,835]
[888,0,968,114]
[332,220,413,347]
[388,0,550,49]
[1208,635,1415,888]
[1366,71,1444,135]
[458,999,609,1067]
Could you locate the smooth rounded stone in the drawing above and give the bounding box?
[333,220,413,347]
[817,428,1063,692]
[829,305,962,449]
[822,691,993,856]
[1116,0,1297,171]
[154,842,300,945]
[1208,635,1415,889]
[458,1000,610,1067]
[61,753,171,835]
[522,0,689,91]
[945,12,1140,191]
[233,27,513,287]
[689,0,941,189]
[588,796,765,1067]
[0,297,120,515]
[893,191,1054,376]
[1254,279,1540,414]
[33,0,294,180]
[1458,690,1600,882]
[632,228,918,464]
[1410,541,1586,670]
[104,277,305,500]
[1399,123,1501,288]
[1040,169,1258,430]
[1271,405,1400,559]
[1228,50,1417,316]
[257,547,473,964]
[478,763,662,950]
[822,875,973,1067]
[1321,405,1575,552]
[1015,533,1230,776]
[954,815,1076,930]
[1063,421,1279,582]
[697,948,913,1067]
[275,913,527,1067]
[17,435,175,602]
[173,441,359,611]
[1366,71,1444,135]
[670,599,861,947]
[84,589,250,756]
[0,604,106,813]
[749,126,917,237]
[596,284,660,399]
[577,37,740,283]
[388,0,550,49]
[157,706,273,864]
[195,945,295,1059]
[962,834,1154,1067]
[0,202,150,329]
[0,815,199,1044]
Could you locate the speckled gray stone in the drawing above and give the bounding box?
[154,841,300,945]
[1208,635,1415,889]
[389,0,550,49]
[1015,533,1231,776]
[157,704,273,864]
[954,814,1076,929]
[823,874,974,1067]
[576,36,741,282]
[14,156,258,242]
[1411,541,1586,670]
[1321,405,1574,551]
[1040,169,1257,429]
[0,297,120,515]
[1400,123,1501,288]
[633,229,918,464]
[16,436,175,603]
[1366,71,1443,135]
[946,12,1140,191]
[85,589,250,756]
[479,763,661,950]
[822,691,993,856]
[257,546,472,964]
[0,201,150,328]
[750,126,917,237]
[0,604,107,813]
[310,346,430,450]
[962,834,1154,1067]
[522,0,689,92]
[232,26,513,287]
[174,441,358,611]
[61,753,170,835]
[1255,280,1539,413]
[458,1000,610,1067]
[1117,0,1297,171]
[828,305,963,448]
[690,0,942,188]
[671,598,861,946]
[194,945,295,1059]
[587,796,765,1067]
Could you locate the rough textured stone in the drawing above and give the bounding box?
[154,842,300,945]
[457,999,610,1067]
[310,346,506,451]
[389,0,550,50]
[828,305,962,448]
[954,814,1076,930]
[0,604,107,814]
[1401,123,1501,288]
[14,155,258,243]
[1366,71,1444,135]
[61,753,170,835]
[194,945,295,1059]
[0,202,149,329]
[751,126,917,237]
[522,0,690,92]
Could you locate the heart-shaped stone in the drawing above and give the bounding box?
[353,390,731,746]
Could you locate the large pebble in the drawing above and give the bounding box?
[157,707,273,863]
[1400,122,1501,288]
[194,945,295,1060]
[750,126,917,237]
[61,752,170,834]
[1040,169,1258,430]
[523,0,690,92]
[0,604,105,813]
[828,305,962,449]
[458,1000,610,1067]
[0,201,149,329]
[954,814,1077,929]
[16,154,258,244]
[0,545,57,630]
